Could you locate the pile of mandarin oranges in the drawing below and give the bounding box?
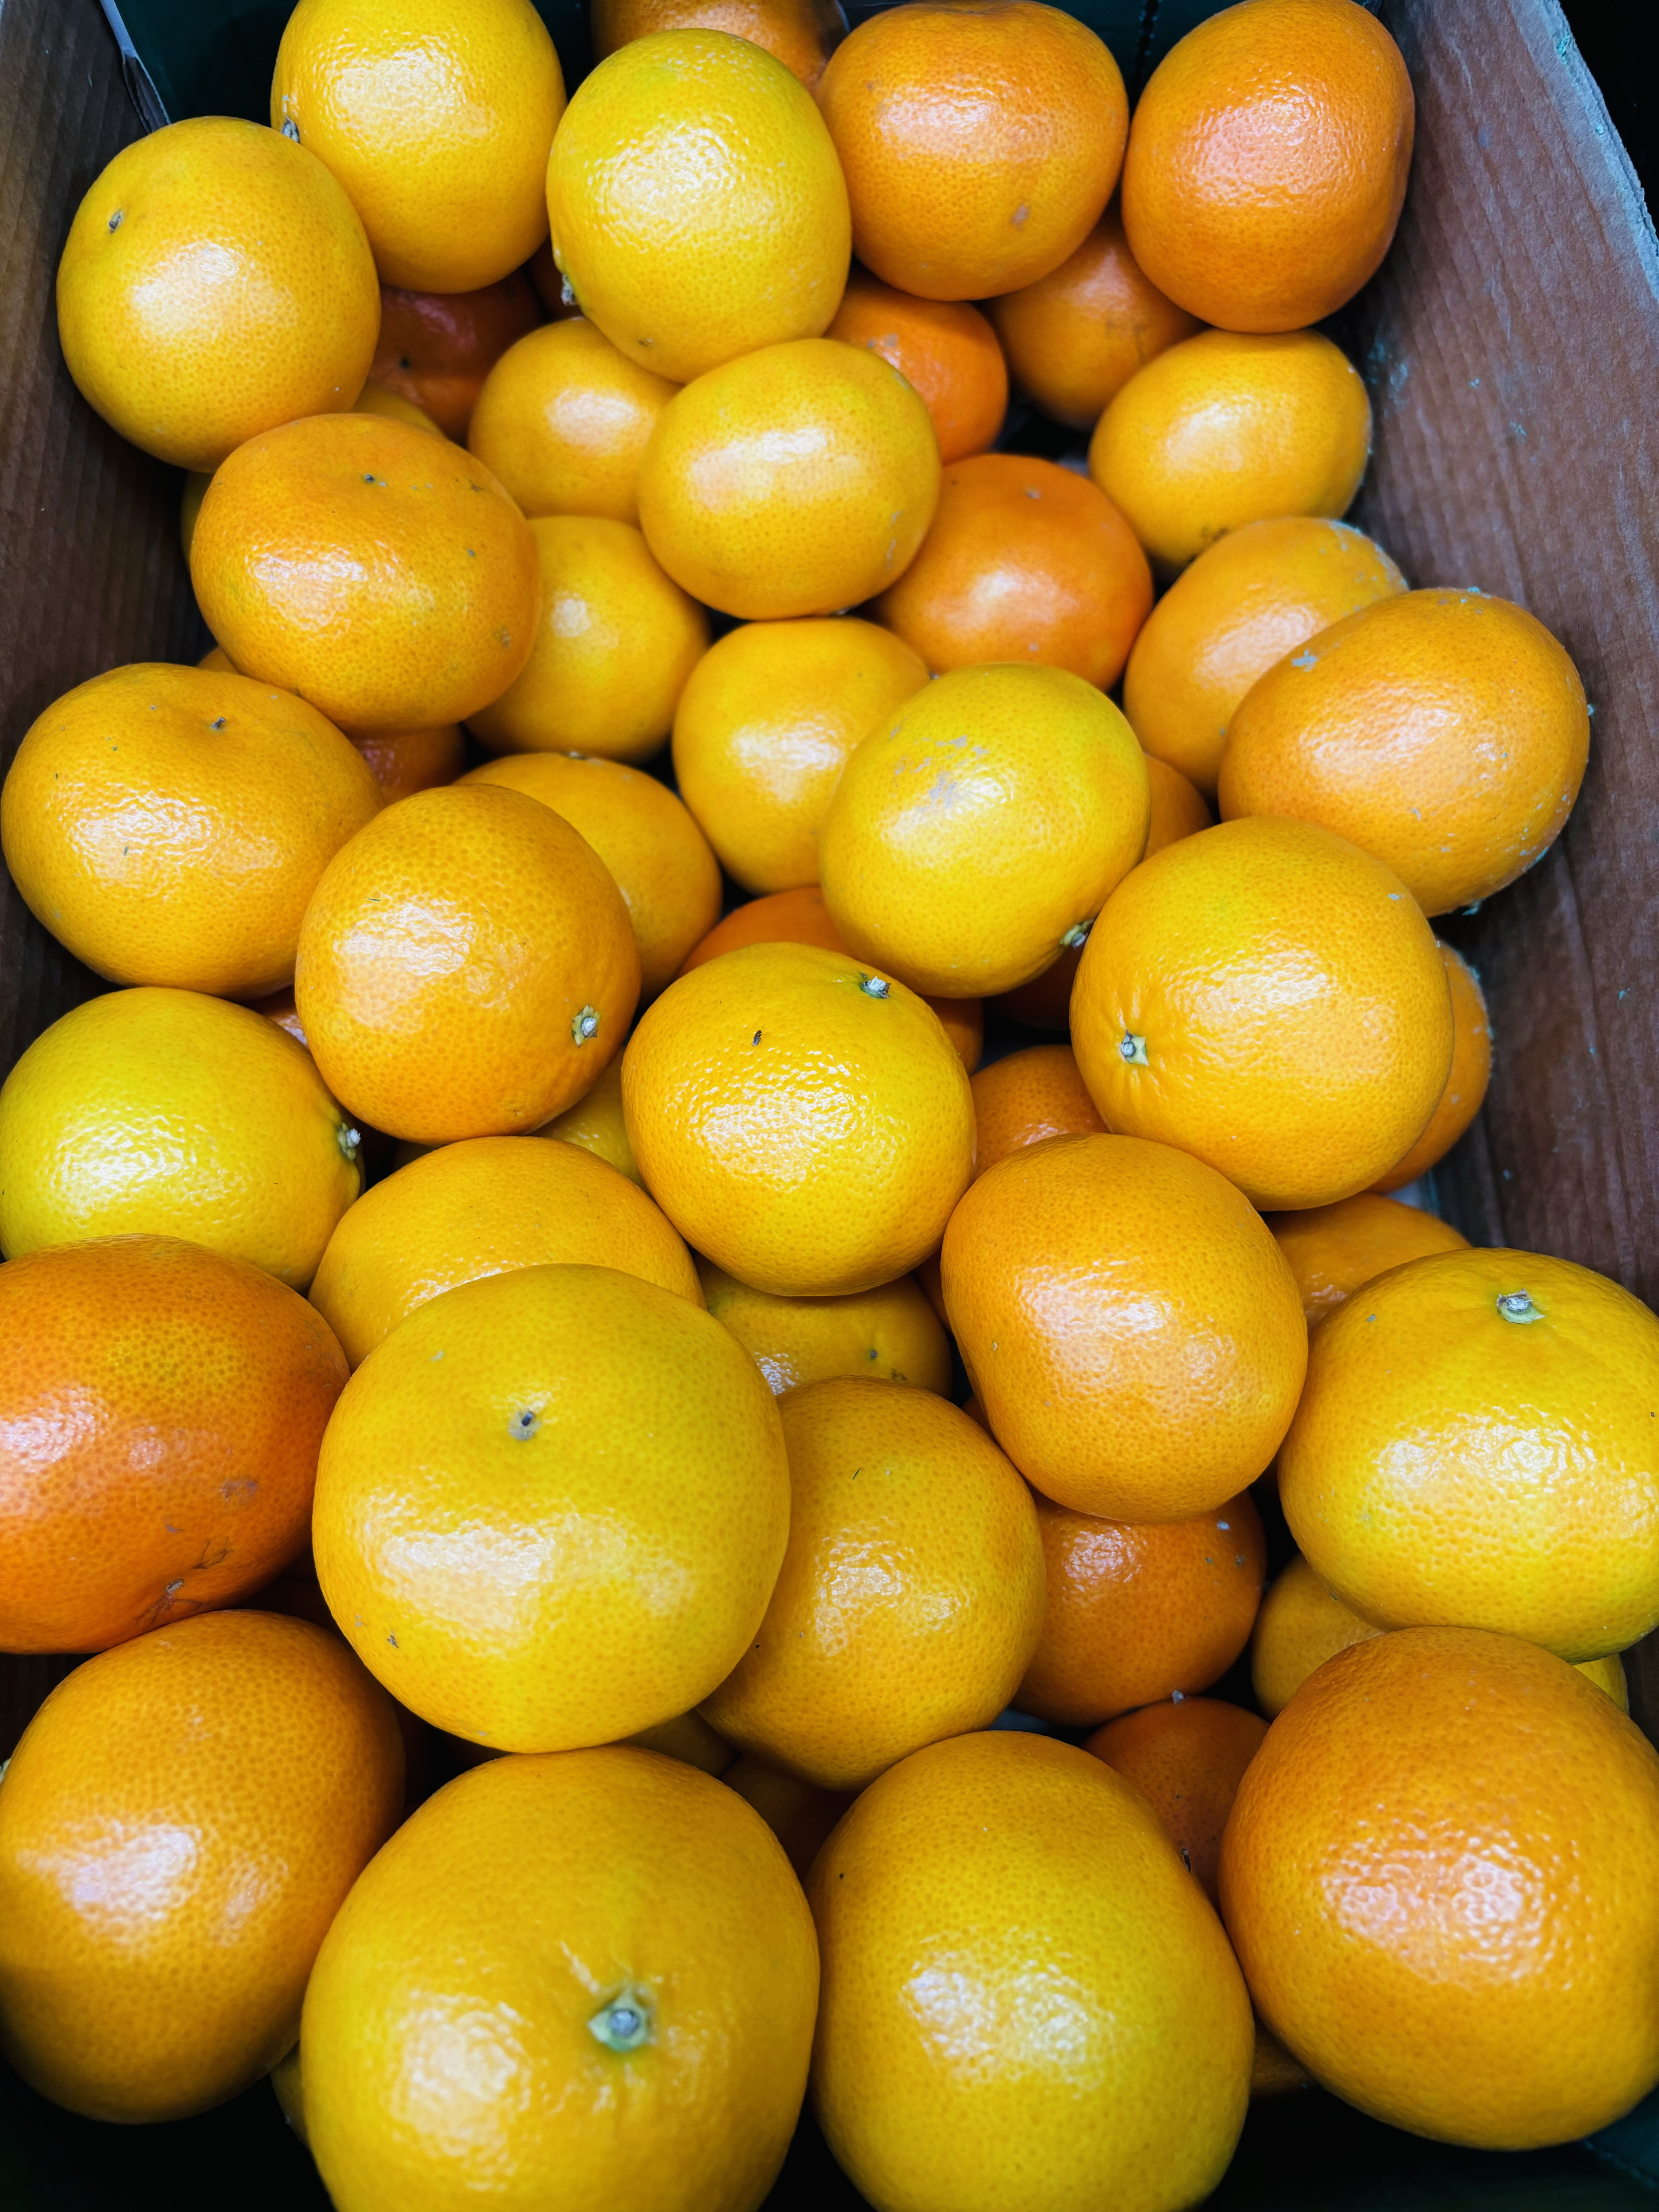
[2,2,1656,2207]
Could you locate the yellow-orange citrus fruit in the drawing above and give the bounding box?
[826,267,1007,464]
[467,318,679,524]
[0,1236,346,1653]
[295,784,640,1144]
[639,337,939,618]
[1219,587,1591,914]
[462,750,721,994]
[1072,819,1454,1210]
[672,619,927,895]
[1144,752,1214,850]
[817,4,1128,301]
[343,723,464,803]
[302,1748,817,2212]
[592,0,847,88]
[820,663,1149,999]
[1122,0,1414,333]
[724,1755,853,1881]
[1267,1191,1469,1325]
[704,1381,1044,1788]
[932,996,984,1072]
[56,115,378,472]
[874,452,1152,689]
[697,1258,951,1396]
[547,30,850,383]
[1089,328,1372,574]
[1123,515,1405,794]
[1085,1697,1268,1902]
[368,274,542,441]
[2,663,380,1000]
[1017,1490,1267,1726]
[536,1054,642,1184]
[625,943,973,1296]
[0,988,360,1287]
[467,517,709,764]
[273,0,565,292]
[0,1611,400,2122]
[314,1264,789,1750]
[1280,1247,1659,1659]
[191,414,541,732]
[943,1133,1306,1519]
[310,1135,700,1367]
[969,1042,1106,1179]
[1373,942,1491,1189]
[810,1731,1253,2209]
[351,380,445,436]
[1219,1626,1659,2148]
[625,1707,736,1776]
[986,199,1200,429]
[1579,1652,1633,1711]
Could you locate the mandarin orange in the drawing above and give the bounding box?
[723,1756,853,1881]
[592,0,847,87]
[1373,943,1492,1189]
[969,1042,1105,1179]
[1085,1696,1268,1902]
[697,1259,951,1396]
[367,274,543,441]
[341,723,464,803]
[467,318,679,524]
[536,1054,642,1184]
[1266,1190,1469,1325]
[826,268,1007,464]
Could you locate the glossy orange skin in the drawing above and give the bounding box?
[697,1259,952,1396]
[1072,819,1454,1210]
[987,199,1200,430]
[369,275,543,441]
[1085,1696,1268,1902]
[345,723,464,802]
[1280,1247,1659,1659]
[826,268,1007,464]
[809,1731,1253,2211]
[1017,1492,1266,1727]
[1123,0,1414,333]
[592,0,847,87]
[352,380,445,436]
[191,414,541,732]
[537,1054,641,1183]
[467,318,679,524]
[944,1133,1306,1520]
[1124,515,1405,795]
[817,4,1128,302]
[969,1042,1105,1179]
[1266,1190,1468,1325]
[1219,588,1591,915]
[1144,752,1214,850]
[56,115,378,472]
[875,453,1152,690]
[1219,1627,1659,2148]
[0,1237,346,1653]
[0,1611,401,2123]
[1373,943,1491,1189]
[295,783,641,1144]
[724,1755,852,1881]
[302,1749,817,2212]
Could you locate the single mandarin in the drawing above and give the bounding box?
[0,1236,346,1653]
[190,414,541,732]
[466,517,708,764]
[301,1750,817,2212]
[874,453,1152,689]
[1219,1626,1659,2148]
[969,1042,1106,1179]
[1219,587,1591,914]
[368,273,542,441]
[672,618,928,894]
[826,268,1007,464]
[0,988,360,1287]
[820,664,1150,999]
[547,30,850,383]
[351,380,444,436]
[468,318,680,524]
[931,996,983,1072]
[1279,1247,1659,1660]
[1122,0,1414,333]
[1085,1697,1269,1903]
[723,1756,853,1882]
[1373,943,1491,1188]
[704,1380,1043,1789]
[462,752,720,996]
[342,723,464,803]
[273,0,566,292]
[1266,1191,1469,1326]
[1089,329,1372,575]
[536,1054,641,1184]
[943,1134,1306,1519]
[1071,819,1454,1210]
[817,4,1128,301]
[697,1259,951,1396]
[810,1731,1252,2211]
[638,337,939,619]
[624,1709,735,1776]
[1016,1491,1267,1727]
[309,1135,700,1367]
[592,0,847,88]
[295,784,639,1144]
[623,942,974,1297]
[313,1264,789,1749]
[1123,515,1406,794]
[1579,1652,1633,1712]
[1,662,379,1000]
[986,199,1200,430]
[0,1612,402,2123]
[56,115,378,472]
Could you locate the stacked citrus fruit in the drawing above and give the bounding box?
[0,4,1650,2210]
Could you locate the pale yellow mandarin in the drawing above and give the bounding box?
[697,1257,952,1397]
